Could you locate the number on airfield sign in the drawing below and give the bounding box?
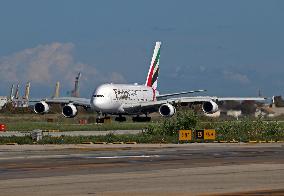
[195,130,204,139]
[179,130,192,141]
[204,129,216,140]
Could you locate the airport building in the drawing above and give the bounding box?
[0,96,8,109]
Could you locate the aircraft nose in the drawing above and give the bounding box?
[91,97,106,111]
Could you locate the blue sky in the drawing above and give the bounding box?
[0,0,283,98]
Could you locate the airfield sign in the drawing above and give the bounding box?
[204,129,216,140]
[179,130,192,141]
[195,129,216,140]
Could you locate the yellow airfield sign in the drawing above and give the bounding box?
[204,129,216,140]
[179,130,192,141]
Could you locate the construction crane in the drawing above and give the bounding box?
[23,82,31,100]
[71,72,81,97]
[52,81,60,98]
[14,84,20,100]
[9,84,15,101]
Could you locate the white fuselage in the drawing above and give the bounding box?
[91,83,156,114]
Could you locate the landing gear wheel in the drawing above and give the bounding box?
[115,116,126,122]
[132,116,151,122]
[96,116,111,123]
[96,118,105,123]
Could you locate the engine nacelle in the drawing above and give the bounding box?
[159,103,176,117]
[62,103,78,118]
[202,100,219,114]
[34,101,49,114]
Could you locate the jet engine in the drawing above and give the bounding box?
[202,100,219,114]
[62,103,78,118]
[34,101,49,114]
[159,103,176,117]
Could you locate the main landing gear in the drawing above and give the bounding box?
[95,114,151,123]
[115,115,127,122]
[132,115,151,122]
[96,114,127,123]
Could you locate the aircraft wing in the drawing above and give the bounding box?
[30,97,91,108]
[157,90,206,99]
[122,96,266,114]
[122,96,212,114]
[165,96,267,103]
[216,97,266,101]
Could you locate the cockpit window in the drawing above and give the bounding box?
[93,95,104,97]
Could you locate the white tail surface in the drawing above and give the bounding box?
[145,41,161,90]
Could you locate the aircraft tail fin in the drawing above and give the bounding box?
[145,41,161,90]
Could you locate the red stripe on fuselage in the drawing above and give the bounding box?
[152,88,156,101]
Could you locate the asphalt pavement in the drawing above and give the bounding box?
[0,129,142,137]
[0,143,284,195]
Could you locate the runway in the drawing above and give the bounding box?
[0,143,284,195]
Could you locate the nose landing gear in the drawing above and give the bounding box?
[96,113,111,123]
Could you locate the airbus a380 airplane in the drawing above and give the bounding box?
[33,42,265,122]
